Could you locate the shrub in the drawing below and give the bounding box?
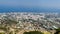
[23,31,43,34]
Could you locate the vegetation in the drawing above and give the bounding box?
[0,26,7,31]
[9,31,13,34]
[23,31,44,34]
[0,32,5,34]
[54,28,60,34]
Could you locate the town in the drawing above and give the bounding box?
[0,12,60,34]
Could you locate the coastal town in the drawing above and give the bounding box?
[0,12,60,34]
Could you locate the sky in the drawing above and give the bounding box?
[0,0,60,12]
[0,0,60,8]
[39,0,60,8]
[0,0,39,7]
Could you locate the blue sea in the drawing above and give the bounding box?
[0,6,60,13]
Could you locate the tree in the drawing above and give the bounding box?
[9,31,13,34]
[23,31,43,34]
[54,28,60,34]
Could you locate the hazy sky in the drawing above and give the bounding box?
[0,0,39,7]
[39,0,60,8]
[0,0,60,8]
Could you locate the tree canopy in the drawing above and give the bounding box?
[54,28,60,34]
[23,31,43,34]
